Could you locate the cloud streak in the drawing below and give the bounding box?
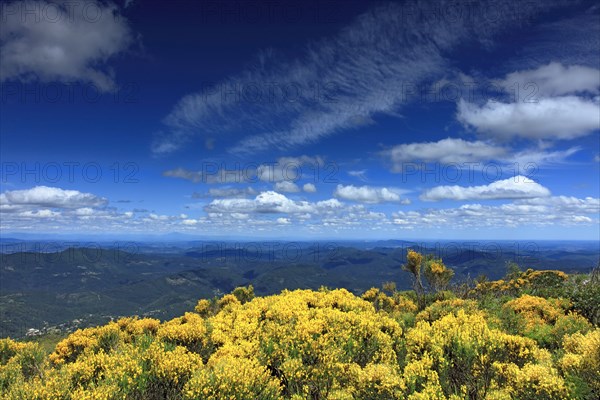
[153,0,571,155]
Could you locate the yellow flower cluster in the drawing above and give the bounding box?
[500,294,592,349]
[473,269,569,296]
[415,298,480,323]
[503,294,565,327]
[0,287,597,399]
[494,362,570,399]
[362,287,417,314]
[560,329,600,394]
[429,262,445,275]
[406,250,423,275]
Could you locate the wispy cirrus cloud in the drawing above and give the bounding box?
[153,0,573,155]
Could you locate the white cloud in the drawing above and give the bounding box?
[257,156,323,183]
[303,183,317,193]
[572,216,592,223]
[164,156,323,184]
[384,138,506,169]
[274,181,301,193]
[182,219,198,226]
[0,186,107,210]
[457,96,600,140]
[205,191,343,214]
[498,62,600,97]
[518,196,600,214]
[17,209,60,218]
[74,207,95,216]
[382,137,580,172]
[334,184,408,204]
[276,217,291,225]
[0,1,134,91]
[153,0,565,154]
[392,196,599,229]
[148,213,169,221]
[348,170,368,181]
[420,175,551,201]
[508,147,580,166]
[194,187,258,198]
[162,167,249,184]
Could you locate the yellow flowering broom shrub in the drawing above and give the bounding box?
[415,298,480,323]
[404,310,544,398]
[0,285,597,399]
[559,329,600,397]
[502,294,590,349]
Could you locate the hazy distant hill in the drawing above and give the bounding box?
[1,241,598,338]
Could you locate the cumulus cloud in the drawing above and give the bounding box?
[457,96,600,140]
[382,137,580,171]
[204,191,343,214]
[457,63,600,141]
[274,181,300,193]
[0,186,108,211]
[17,209,60,218]
[257,156,323,183]
[0,1,134,91]
[497,62,600,97]
[334,185,408,204]
[148,213,169,221]
[303,183,317,193]
[420,176,551,201]
[383,138,506,169]
[0,186,165,232]
[518,195,600,214]
[392,196,599,229]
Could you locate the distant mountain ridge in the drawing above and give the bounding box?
[1,241,598,338]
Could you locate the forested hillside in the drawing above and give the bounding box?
[1,251,599,399]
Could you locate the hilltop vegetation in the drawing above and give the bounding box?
[2,241,598,338]
[1,252,599,399]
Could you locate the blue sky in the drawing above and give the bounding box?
[0,0,599,240]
